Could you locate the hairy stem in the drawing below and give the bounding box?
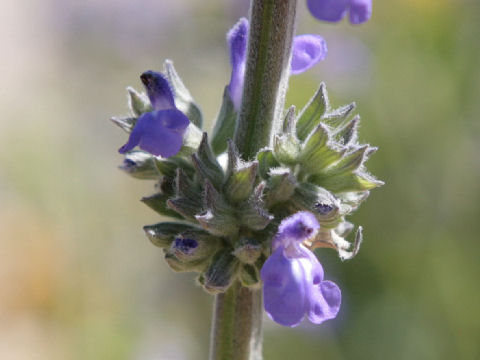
[210,1,297,359]
[234,0,298,159]
[209,282,263,360]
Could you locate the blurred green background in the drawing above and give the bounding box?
[1,0,479,359]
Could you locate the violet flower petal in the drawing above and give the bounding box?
[140,71,176,111]
[307,0,349,23]
[227,18,249,111]
[118,120,144,154]
[118,110,189,158]
[307,280,341,324]
[291,35,327,75]
[349,0,372,25]
[261,248,309,327]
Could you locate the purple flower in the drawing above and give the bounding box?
[227,18,249,111]
[260,212,341,327]
[307,0,372,25]
[226,19,327,110]
[291,35,327,75]
[119,71,190,158]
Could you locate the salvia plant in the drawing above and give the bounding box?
[110,0,381,359]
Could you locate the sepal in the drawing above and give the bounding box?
[322,102,356,127]
[169,232,219,263]
[282,106,297,134]
[299,123,345,174]
[120,151,159,179]
[223,141,258,203]
[141,193,183,219]
[191,133,225,188]
[163,60,203,128]
[265,167,297,206]
[167,170,203,221]
[177,123,203,156]
[143,222,199,248]
[240,183,274,231]
[196,180,238,236]
[127,86,151,116]
[211,87,237,155]
[310,225,363,260]
[290,183,342,228]
[238,263,261,288]
[273,134,301,165]
[203,249,238,293]
[110,116,136,133]
[309,170,384,193]
[334,115,360,146]
[233,237,262,264]
[154,156,195,178]
[296,83,329,141]
[257,149,280,179]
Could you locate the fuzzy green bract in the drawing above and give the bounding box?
[111,53,383,297]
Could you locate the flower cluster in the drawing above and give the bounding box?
[111,0,379,330]
[261,212,341,327]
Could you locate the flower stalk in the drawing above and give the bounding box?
[212,0,298,358]
[209,282,263,360]
[234,0,298,159]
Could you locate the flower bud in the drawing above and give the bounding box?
[119,151,158,180]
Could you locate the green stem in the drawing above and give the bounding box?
[210,1,297,359]
[234,0,298,159]
[209,282,263,360]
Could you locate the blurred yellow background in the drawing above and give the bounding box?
[0,0,479,359]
